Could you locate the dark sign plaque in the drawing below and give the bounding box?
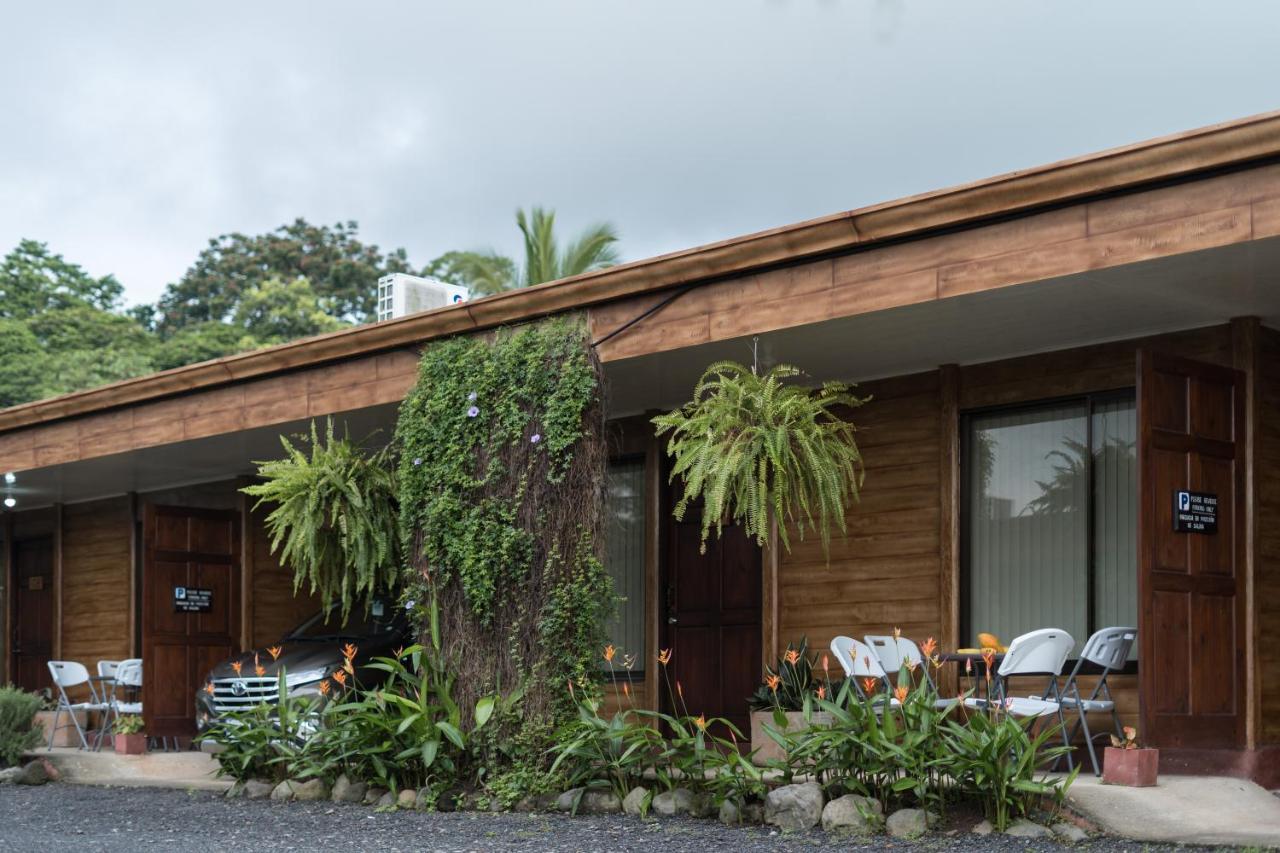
[174,586,213,613]
[1173,490,1218,534]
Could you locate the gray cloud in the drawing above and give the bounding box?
[1,1,1276,306]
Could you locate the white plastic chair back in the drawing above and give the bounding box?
[830,636,885,678]
[115,659,143,688]
[97,660,121,680]
[864,635,923,674]
[1078,627,1135,671]
[997,629,1074,678]
[48,660,91,689]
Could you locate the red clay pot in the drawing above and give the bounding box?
[1102,746,1158,786]
[113,733,147,755]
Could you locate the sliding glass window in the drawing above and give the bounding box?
[603,458,645,674]
[963,392,1137,658]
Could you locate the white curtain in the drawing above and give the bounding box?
[604,459,646,671]
[1093,397,1138,657]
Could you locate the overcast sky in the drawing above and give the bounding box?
[3,2,1277,308]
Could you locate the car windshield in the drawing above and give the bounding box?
[285,600,403,642]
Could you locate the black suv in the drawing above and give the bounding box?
[196,597,412,734]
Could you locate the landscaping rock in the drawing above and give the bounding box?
[578,790,622,815]
[331,774,365,804]
[375,791,396,809]
[622,786,650,817]
[764,782,824,832]
[972,819,994,835]
[243,780,274,800]
[224,782,243,799]
[269,781,294,802]
[821,794,881,835]
[886,808,928,839]
[396,789,417,809]
[652,787,696,817]
[363,787,387,806]
[720,800,765,825]
[37,760,59,782]
[514,792,559,812]
[1052,822,1088,842]
[0,767,24,785]
[1005,818,1052,839]
[556,787,586,813]
[16,760,50,786]
[415,788,435,811]
[291,779,329,802]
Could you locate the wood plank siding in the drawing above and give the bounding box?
[0,347,420,475]
[589,166,1280,362]
[250,502,322,647]
[59,498,133,669]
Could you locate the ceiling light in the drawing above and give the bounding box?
[2,473,13,485]
[3,497,15,508]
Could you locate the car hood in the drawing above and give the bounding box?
[203,633,406,682]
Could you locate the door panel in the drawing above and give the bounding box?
[143,506,239,738]
[1138,351,1245,748]
[666,516,761,734]
[11,538,53,693]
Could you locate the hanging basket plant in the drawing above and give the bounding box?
[653,360,867,556]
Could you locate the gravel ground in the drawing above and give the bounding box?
[0,784,1230,852]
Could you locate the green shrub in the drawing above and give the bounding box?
[205,672,324,783]
[0,685,42,767]
[112,714,145,735]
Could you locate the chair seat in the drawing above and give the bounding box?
[63,702,110,712]
[1057,696,1114,712]
[114,702,143,714]
[964,696,1060,717]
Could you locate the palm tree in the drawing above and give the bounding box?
[423,207,620,297]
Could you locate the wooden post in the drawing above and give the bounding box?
[237,478,254,653]
[1231,316,1260,751]
[127,492,140,658]
[938,365,961,693]
[643,421,661,713]
[52,503,63,659]
[761,513,780,668]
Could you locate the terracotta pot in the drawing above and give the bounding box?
[749,710,831,766]
[113,733,147,755]
[1102,746,1158,787]
[34,710,89,748]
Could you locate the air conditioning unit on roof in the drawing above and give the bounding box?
[376,273,469,322]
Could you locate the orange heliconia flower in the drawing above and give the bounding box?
[906,659,920,673]
[863,656,872,672]
[862,677,878,695]
[342,643,358,662]
[568,679,576,700]
[676,681,685,702]
[894,686,909,703]
[920,637,938,658]
[622,682,630,698]
[821,653,830,674]
[267,646,283,661]
[981,647,997,672]
[343,659,355,676]
[816,685,826,700]
[784,649,800,666]
[657,649,672,666]
[254,664,266,677]
[332,669,347,687]
[317,680,331,696]
[230,661,242,675]
[766,674,782,693]
[603,645,616,663]
[204,682,215,695]
[393,646,406,659]
[694,715,707,731]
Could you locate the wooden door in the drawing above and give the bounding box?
[10,537,54,693]
[665,515,761,734]
[1137,351,1245,749]
[143,505,240,738]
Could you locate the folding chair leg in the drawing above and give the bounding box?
[70,708,90,750]
[46,706,62,750]
[1055,706,1073,772]
[1077,710,1100,776]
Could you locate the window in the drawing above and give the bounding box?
[963,392,1137,658]
[603,458,645,673]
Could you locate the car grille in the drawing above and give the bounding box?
[210,677,280,714]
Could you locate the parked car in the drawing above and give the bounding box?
[196,597,412,734]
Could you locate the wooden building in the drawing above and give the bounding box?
[2,111,1279,783]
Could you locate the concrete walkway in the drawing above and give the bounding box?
[1065,773,1280,848]
[36,748,230,792]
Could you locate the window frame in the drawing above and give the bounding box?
[959,388,1138,674]
[602,452,647,682]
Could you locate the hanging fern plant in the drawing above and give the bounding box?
[653,360,867,556]
[241,418,400,621]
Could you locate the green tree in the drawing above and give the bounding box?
[425,207,620,297]
[232,276,346,344]
[155,218,413,333]
[0,239,124,317]
[0,320,47,408]
[152,322,258,372]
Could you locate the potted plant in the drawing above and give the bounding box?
[746,637,836,765]
[112,714,147,755]
[1102,726,1157,787]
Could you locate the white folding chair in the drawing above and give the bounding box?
[46,661,111,751]
[865,634,956,710]
[830,636,900,707]
[963,628,1076,769]
[1056,627,1136,776]
[102,658,143,734]
[97,660,121,681]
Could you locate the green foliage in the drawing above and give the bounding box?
[0,239,123,317]
[151,322,258,372]
[157,218,412,332]
[549,697,664,804]
[654,361,867,557]
[424,207,619,296]
[747,636,843,712]
[232,276,347,344]
[0,685,42,768]
[242,419,400,621]
[111,714,145,735]
[206,674,323,783]
[396,316,609,732]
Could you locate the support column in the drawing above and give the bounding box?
[1231,316,1261,751]
[938,365,961,692]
